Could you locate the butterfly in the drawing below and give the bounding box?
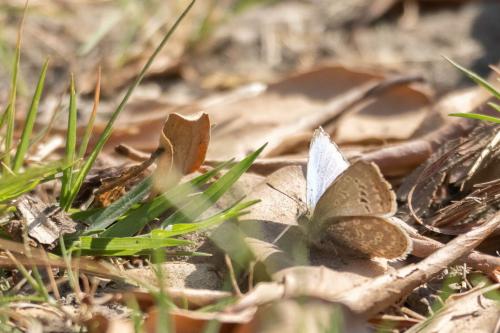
[303,127,411,260]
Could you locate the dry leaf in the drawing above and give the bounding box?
[144,307,255,333]
[405,284,500,333]
[333,84,431,143]
[206,65,384,159]
[235,299,369,333]
[154,112,210,192]
[113,288,231,312]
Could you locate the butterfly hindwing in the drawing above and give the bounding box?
[306,128,349,210]
[311,216,411,260]
[312,160,396,223]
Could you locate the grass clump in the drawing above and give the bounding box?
[0,0,262,257]
[0,2,267,331]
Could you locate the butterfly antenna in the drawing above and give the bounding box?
[270,225,291,245]
[265,182,307,244]
[265,182,307,212]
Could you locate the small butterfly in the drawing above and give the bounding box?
[303,128,411,260]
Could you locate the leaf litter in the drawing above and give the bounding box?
[0,1,499,332]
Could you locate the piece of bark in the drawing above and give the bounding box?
[14,195,78,248]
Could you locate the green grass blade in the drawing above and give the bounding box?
[487,102,500,113]
[445,56,500,100]
[160,144,265,228]
[58,236,79,298]
[0,162,65,203]
[77,235,190,256]
[71,207,104,222]
[63,0,196,211]
[101,161,229,238]
[0,104,8,132]
[12,59,49,173]
[84,177,152,234]
[448,112,500,124]
[60,75,78,208]
[78,12,122,56]
[3,5,26,169]
[77,67,101,159]
[153,199,258,238]
[28,96,64,149]
[5,252,47,299]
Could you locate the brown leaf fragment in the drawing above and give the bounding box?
[113,288,231,312]
[154,112,210,192]
[261,79,380,157]
[227,264,378,315]
[14,195,78,247]
[236,299,369,333]
[206,65,385,159]
[405,284,500,333]
[334,83,431,144]
[210,165,308,280]
[161,112,210,174]
[361,80,494,178]
[144,306,255,333]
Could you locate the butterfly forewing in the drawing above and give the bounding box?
[312,160,396,222]
[312,216,411,260]
[306,128,349,211]
[305,128,411,260]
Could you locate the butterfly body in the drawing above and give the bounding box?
[305,128,411,261]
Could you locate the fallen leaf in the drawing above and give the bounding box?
[205,65,385,159]
[405,284,500,333]
[153,112,210,192]
[113,288,232,312]
[235,299,369,333]
[144,306,255,333]
[333,83,431,143]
